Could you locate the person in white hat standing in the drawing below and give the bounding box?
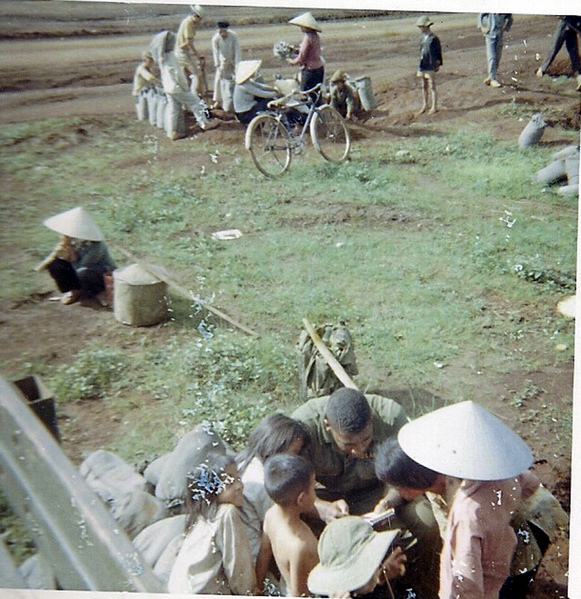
[287,12,325,102]
[35,207,117,305]
[376,401,545,599]
[175,5,207,97]
[233,60,278,125]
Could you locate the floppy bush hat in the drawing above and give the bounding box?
[330,69,346,83]
[415,15,434,27]
[307,516,400,595]
[398,401,533,481]
[289,12,322,32]
[43,207,104,241]
[235,60,261,85]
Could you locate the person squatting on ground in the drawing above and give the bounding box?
[415,15,443,115]
[307,516,407,598]
[236,413,310,560]
[175,4,207,97]
[35,206,116,306]
[377,401,551,599]
[329,70,360,121]
[287,12,325,102]
[132,51,159,117]
[233,59,279,125]
[478,13,513,88]
[256,454,319,597]
[149,30,218,138]
[211,21,241,112]
[292,387,443,598]
[167,452,258,595]
[536,16,581,91]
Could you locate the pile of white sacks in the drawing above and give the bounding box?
[135,87,187,140]
[535,144,580,197]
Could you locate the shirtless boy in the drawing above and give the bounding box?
[256,454,319,597]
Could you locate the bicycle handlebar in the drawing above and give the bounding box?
[266,82,323,110]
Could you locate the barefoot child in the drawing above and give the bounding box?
[415,15,442,115]
[256,454,319,597]
[167,452,257,595]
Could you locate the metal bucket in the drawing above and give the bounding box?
[354,76,377,111]
[113,264,167,327]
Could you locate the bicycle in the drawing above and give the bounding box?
[244,83,351,177]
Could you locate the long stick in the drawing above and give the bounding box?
[115,247,259,337]
[302,318,358,389]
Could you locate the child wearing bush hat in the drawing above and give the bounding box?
[415,15,442,115]
[307,516,406,597]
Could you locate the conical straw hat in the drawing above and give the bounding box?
[235,60,262,85]
[43,207,104,241]
[289,12,322,32]
[398,401,533,481]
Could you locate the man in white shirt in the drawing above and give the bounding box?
[211,21,241,113]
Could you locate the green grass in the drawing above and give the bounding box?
[1,116,577,459]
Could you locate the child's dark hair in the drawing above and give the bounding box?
[375,437,439,490]
[325,388,371,434]
[185,451,236,529]
[264,454,314,507]
[237,413,310,471]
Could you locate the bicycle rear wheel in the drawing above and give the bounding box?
[310,105,351,163]
[245,114,292,177]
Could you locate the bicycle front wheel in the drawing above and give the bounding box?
[310,105,351,163]
[245,114,292,177]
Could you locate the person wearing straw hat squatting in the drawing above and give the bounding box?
[287,12,325,102]
[211,21,241,113]
[329,70,359,121]
[175,4,207,97]
[415,15,443,116]
[377,401,553,599]
[307,516,407,598]
[35,207,117,305]
[233,60,279,125]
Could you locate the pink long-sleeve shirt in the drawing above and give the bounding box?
[292,31,324,70]
[439,472,540,599]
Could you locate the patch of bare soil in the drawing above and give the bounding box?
[0,5,577,597]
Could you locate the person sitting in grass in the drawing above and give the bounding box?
[167,452,257,595]
[256,454,319,597]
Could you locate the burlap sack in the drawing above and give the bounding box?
[109,489,168,539]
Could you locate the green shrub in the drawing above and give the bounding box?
[50,347,128,401]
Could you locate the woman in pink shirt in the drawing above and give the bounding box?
[378,401,543,599]
[288,12,325,101]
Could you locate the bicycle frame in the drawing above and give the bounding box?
[265,83,324,152]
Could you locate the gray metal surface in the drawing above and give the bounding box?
[0,375,164,592]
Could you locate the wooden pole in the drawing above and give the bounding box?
[302,318,358,390]
[115,247,259,337]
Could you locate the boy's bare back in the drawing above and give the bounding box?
[263,504,319,597]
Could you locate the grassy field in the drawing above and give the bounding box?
[1,112,577,461]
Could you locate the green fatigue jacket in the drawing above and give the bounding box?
[291,394,408,500]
